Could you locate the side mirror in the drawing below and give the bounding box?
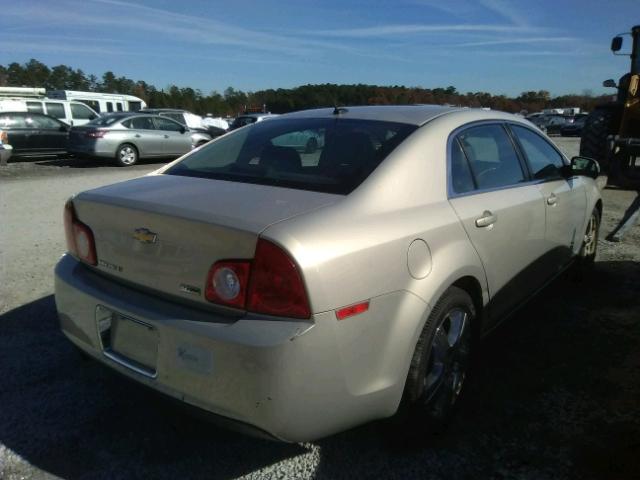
[59,125,68,132]
[569,156,600,179]
[602,79,617,88]
[611,36,623,52]
[180,126,186,134]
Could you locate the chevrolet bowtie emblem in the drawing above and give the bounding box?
[133,228,158,244]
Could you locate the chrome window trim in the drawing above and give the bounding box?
[447,120,533,199]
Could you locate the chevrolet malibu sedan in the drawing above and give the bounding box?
[68,113,212,166]
[55,105,602,442]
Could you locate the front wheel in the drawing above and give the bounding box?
[115,143,138,167]
[401,286,475,436]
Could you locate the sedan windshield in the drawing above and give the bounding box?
[165,117,417,194]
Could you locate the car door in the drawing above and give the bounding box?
[448,123,547,326]
[121,116,164,157]
[31,114,68,152]
[509,124,587,266]
[153,117,191,156]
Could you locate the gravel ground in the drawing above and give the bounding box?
[1,140,639,480]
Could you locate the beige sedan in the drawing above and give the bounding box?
[55,105,602,442]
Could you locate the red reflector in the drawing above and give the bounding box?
[336,301,370,320]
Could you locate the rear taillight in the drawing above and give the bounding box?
[64,200,97,265]
[205,239,311,319]
[0,130,7,143]
[85,130,106,139]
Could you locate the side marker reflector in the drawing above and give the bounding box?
[336,301,370,320]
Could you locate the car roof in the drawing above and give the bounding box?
[142,109,186,113]
[237,113,279,119]
[281,105,464,126]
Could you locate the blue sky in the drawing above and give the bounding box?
[1,0,637,97]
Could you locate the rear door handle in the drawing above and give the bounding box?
[164,134,169,138]
[475,210,497,228]
[547,193,557,206]
[135,134,141,138]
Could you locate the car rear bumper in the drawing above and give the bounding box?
[55,254,422,441]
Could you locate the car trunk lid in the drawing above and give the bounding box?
[73,174,341,309]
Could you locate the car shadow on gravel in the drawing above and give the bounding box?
[0,296,306,480]
[1,261,639,479]
[312,260,640,480]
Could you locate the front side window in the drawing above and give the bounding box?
[162,113,185,125]
[129,101,142,111]
[45,102,66,119]
[154,117,183,132]
[123,116,156,130]
[511,125,565,180]
[106,102,114,112]
[71,103,97,120]
[165,117,417,195]
[457,124,525,190]
[31,114,62,129]
[26,101,44,113]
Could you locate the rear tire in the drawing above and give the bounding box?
[115,143,138,167]
[579,106,621,172]
[398,286,475,441]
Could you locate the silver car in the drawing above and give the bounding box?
[69,113,212,166]
[55,106,602,442]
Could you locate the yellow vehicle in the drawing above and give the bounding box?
[581,25,640,187]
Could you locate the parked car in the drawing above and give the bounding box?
[68,113,212,166]
[0,98,99,126]
[55,105,602,442]
[539,114,567,135]
[560,114,588,137]
[272,129,324,153]
[142,108,227,139]
[228,113,279,130]
[0,111,70,157]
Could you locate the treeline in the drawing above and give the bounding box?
[0,59,610,116]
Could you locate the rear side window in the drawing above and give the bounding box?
[26,101,43,113]
[457,124,525,190]
[166,117,417,195]
[0,114,26,128]
[510,125,565,180]
[71,103,96,120]
[106,102,114,112]
[45,102,66,119]
[116,103,124,112]
[450,138,476,194]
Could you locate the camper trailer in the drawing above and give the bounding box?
[47,90,146,114]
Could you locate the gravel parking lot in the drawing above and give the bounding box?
[1,139,639,479]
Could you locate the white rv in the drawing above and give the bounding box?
[0,97,99,126]
[47,90,146,114]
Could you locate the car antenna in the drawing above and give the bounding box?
[333,106,348,115]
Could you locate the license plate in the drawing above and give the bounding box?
[96,306,158,376]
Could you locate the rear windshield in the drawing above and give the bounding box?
[165,117,417,194]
